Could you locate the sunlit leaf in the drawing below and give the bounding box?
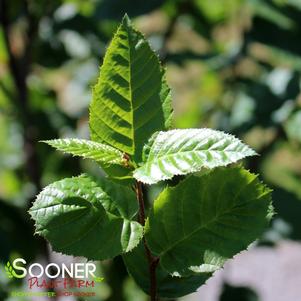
[42,138,126,165]
[134,129,256,184]
[29,175,143,260]
[89,15,172,162]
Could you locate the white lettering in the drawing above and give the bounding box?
[29,263,43,278]
[45,263,60,278]
[12,258,27,278]
[86,263,96,278]
[61,263,73,278]
[75,263,85,278]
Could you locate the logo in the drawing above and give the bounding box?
[5,258,101,280]
[5,261,23,279]
[4,258,104,298]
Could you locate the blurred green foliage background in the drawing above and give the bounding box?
[1,0,301,300]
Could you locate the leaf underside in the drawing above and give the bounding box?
[42,138,125,165]
[29,175,143,260]
[145,167,272,277]
[134,128,257,184]
[89,15,172,162]
[123,242,211,298]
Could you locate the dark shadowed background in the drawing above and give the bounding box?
[1,0,301,300]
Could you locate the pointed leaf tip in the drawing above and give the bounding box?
[41,138,125,166]
[90,11,172,161]
[121,13,131,26]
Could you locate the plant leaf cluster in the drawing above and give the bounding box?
[30,15,273,298]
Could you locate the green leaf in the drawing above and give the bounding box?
[42,138,127,166]
[160,73,173,129]
[134,129,257,184]
[29,175,143,260]
[145,167,273,276]
[123,242,210,298]
[89,14,172,162]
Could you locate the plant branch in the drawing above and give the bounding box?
[0,0,42,192]
[135,181,160,301]
[0,0,28,112]
[0,1,57,299]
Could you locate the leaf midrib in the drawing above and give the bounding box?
[144,148,251,168]
[125,22,135,155]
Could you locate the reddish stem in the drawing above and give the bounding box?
[135,181,159,301]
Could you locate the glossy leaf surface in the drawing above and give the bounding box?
[134,129,256,184]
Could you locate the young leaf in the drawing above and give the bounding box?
[145,167,273,277]
[123,242,211,298]
[89,14,172,162]
[42,139,126,166]
[134,129,257,184]
[29,175,143,260]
